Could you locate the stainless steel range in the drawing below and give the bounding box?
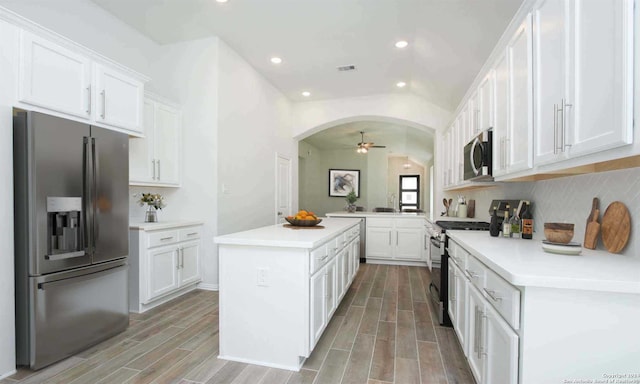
[428,220,490,326]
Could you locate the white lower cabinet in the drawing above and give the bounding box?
[148,246,180,299]
[366,218,424,262]
[310,269,326,346]
[129,223,203,313]
[450,239,519,384]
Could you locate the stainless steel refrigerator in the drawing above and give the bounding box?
[13,109,130,370]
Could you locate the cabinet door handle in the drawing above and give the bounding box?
[483,288,502,302]
[100,90,106,119]
[152,160,156,180]
[388,232,391,245]
[86,85,91,115]
[465,269,478,279]
[474,306,480,354]
[477,310,485,359]
[553,103,559,154]
[176,249,180,269]
[180,248,184,268]
[396,231,399,246]
[157,160,161,180]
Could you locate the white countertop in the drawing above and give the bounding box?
[429,216,491,223]
[129,220,204,230]
[447,230,640,294]
[214,217,362,249]
[326,211,426,219]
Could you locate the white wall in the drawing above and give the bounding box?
[216,40,295,235]
[292,93,451,139]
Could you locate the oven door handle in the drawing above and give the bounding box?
[430,237,442,248]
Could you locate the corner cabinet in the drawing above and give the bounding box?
[365,217,424,263]
[129,222,203,313]
[129,93,181,186]
[18,29,146,135]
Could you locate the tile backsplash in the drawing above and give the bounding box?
[446,167,640,258]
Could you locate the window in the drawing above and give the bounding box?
[399,175,420,211]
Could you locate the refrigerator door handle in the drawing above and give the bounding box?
[83,137,91,253]
[91,138,99,253]
[45,251,86,261]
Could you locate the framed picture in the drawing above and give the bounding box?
[329,169,360,197]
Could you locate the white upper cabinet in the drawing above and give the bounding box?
[569,0,633,157]
[533,0,633,166]
[493,50,509,178]
[467,93,477,143]
[533,0,570,165]
[478,71,494,132]
[17,29,147,136]
[94,64,144,133]
[506,14,534,174]
[129,93,181,186]
[19,30,92,120]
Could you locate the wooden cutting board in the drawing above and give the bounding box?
[600,201,631,253]
[583,197,599,249]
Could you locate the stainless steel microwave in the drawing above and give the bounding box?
[464,129,493,181]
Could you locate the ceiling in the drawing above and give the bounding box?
[91,0,523,110]
[302,121,434,164]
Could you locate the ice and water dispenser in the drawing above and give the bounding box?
[46,197,85,260]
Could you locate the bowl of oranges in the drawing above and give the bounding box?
[285,210,322,227]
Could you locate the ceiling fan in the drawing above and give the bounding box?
[356,131,386,153]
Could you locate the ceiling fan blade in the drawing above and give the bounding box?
[370,145,386,148]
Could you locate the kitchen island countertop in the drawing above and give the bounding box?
[448,230,640,294]
[214,217,362,249]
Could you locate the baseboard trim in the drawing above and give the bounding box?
[0,369,17,380]
[197,283,219,291]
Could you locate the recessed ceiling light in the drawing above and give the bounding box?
[302,91,311,97]
[395,40,409,48]
[396,81,407,88]
[216,0,228,3]
[270,57,282,64]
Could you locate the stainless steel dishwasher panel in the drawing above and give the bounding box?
[29,262,129,370]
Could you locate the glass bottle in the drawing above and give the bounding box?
[510,208,521,238]
[502,208,511,237]
[522,202,533,240]
[489,206,500,237]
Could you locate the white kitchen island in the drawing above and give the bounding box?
[214,217,362,371]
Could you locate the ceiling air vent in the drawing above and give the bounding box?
[337,64,356,72]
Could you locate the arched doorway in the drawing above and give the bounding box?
[297,117,436,216]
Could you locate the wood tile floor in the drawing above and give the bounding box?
[2,264,473,384]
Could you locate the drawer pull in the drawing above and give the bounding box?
[161,236,174,241]
[186,232,198,236]
[465,269,478,279]
[483,288,502,302]
[320,254,329,261]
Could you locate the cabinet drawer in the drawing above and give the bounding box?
[178,227,202,242]
[148,230,179,248]
[484,268,521,330]
[448,240,467,268]
[366,218,393,227]
[465,255,487,290]
[347,226,360,242]
[395,218,423,228]
[310,244,330,274]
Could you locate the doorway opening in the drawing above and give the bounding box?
[399,175,420,211]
